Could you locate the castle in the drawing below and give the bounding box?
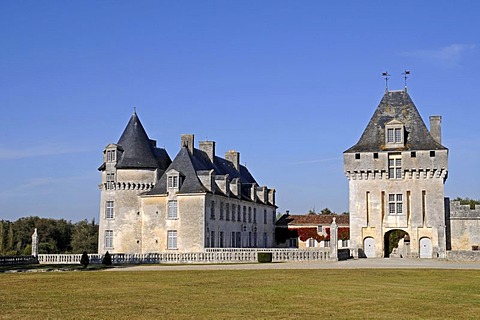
[98,89,480,259]
[97,112,277,254]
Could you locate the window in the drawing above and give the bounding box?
[168,200,178,219]
[105,230,113,248]
[263,232,268,247]
[388,154,402,179]
[272,210,276,224]
[248,207,252,223]
[231,232,235,247]
[232,204,236,222]
[167,230,177,249]
[106,173,115,189]
[253,232,257,247]
[210,231,215,247]
[288,238,297,248]
[388,194,403,215]
[385,120,404,146]
[226,203,230,221]
[106,150,116,162]
[263,209,267,224]
[411,151,416,158]
[220,202,224,220]
[105,201,114,219]
[243,206,247,222]
[219,232,224,248]
[355,153,360,160]
[253,208,257,223]
[168,175,178,188]
[373,153,378,159]
[308,238,316,248]
[210,201,215,219]
[430,150,436,157]
[238,205,241,222]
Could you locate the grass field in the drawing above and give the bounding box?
[1,268,479,319]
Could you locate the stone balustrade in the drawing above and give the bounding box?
[36,248,335,265]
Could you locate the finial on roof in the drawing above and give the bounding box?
[402,69,411,91]
[133,106,137,114]
[382,71,390,92]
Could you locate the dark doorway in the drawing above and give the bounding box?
[384,229,409,258]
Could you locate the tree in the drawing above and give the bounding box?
[453,197,480,210]
[71,219,98,253]
[80,251,89,268]
[307,209,317,215]
[320,208,333,215]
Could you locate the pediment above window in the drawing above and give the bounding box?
[385,119,405,148]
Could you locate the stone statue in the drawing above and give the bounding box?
[31,228,38,257]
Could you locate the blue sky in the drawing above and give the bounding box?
[1,1,479,222]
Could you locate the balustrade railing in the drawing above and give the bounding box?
[36,248,334,265]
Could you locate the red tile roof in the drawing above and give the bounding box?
[276,214,349,226]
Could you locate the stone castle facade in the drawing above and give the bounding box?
[98,112,277,254]
[344,88,479,258]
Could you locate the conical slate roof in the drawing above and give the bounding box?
[116,112,168,169]
[344,90,447,153]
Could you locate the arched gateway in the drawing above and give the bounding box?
[384,230,410,258]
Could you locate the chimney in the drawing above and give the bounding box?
[225,150,240,171]
[181,134,194,154]
[429,116,442,144]
[199,140,216,163]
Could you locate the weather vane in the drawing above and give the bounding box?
[402,69,411,88]
[382,71,390,91]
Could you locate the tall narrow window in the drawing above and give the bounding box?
[220,202,224,220]
[210,231,215,247]
[168,200,178,219]
[105,230,113,248]
[248,207,252,223]
[105,201,114,219]
[253,208,257,223]
[422,191,426,226]
[263,209,267,224]
[210,201,215,219]
[387,128,394,143]
[366,192,370,227]
[272,210,276,224]
[226,203,230,221]
[232,204,236,222]
[231,232,235,247]
[388,154,402,179]
[238,205,241,222]
[381,191,385,222]
[407,191,411,225]
[219,231,224,248]
[243,206,247,222]
[167,230,177,249]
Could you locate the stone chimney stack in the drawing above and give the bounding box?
[199,141,216,163]
[429,116,442,144]
[225,150,240,171]
[181,134,194,154]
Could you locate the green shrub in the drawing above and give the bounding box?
[80,251,89,268]
[102,251,112,266]
[257,252,272,263]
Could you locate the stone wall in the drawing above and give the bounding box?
[446,250,480,262]
[446,199,480,250]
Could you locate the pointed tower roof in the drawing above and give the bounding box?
[116,111,162,169]
[344,90,447,153]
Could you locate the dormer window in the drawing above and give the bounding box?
[166,169,181,192]
[168,176,178,188]
[385,120,405,148]
[106,149,116,162]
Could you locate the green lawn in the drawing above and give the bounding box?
[1,269,479,319]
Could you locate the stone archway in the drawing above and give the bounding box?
[384,229,410,258]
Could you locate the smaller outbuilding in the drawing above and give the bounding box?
[275,213,350,249]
